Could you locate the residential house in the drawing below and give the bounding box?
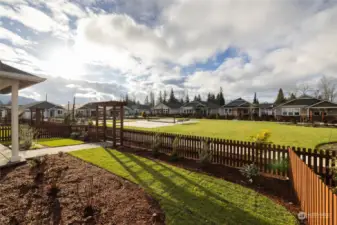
[152,102,183,115]
[258,103,275,117]
[274,95,337,122]
[76,103,97,117]
[20,101,66,120]
[180,101,220,116]
[220,98,257,118]
[130,104,152,115]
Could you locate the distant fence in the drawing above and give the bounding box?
[0,125,11,142]
[289,148,337,225]
[123,129,336,183]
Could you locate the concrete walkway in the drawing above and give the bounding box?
[0,143,105,167]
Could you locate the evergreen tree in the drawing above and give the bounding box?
[169,88,177,103]
[274,88,286,105]
[289,93,296,100]
[253,92,259,104]
[219,87,225,105]
[194,95,198,101]
[125,94,129,103]
[207,92,211,102]
[210,94,216,103]
[163,90,167,103]
[185,94,190,103]
[150,91,155,107]
[158,91,163,103]
[180,98,184,104]
[197,94,201,101]
[144,95,149,105]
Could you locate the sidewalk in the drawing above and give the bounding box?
[0,143,106,167]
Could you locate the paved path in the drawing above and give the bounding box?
[0,143,105,167]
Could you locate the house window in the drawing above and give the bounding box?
[58,110,62,114]
[228,109,232,113]
[282,108,300,116]
[314,111,320,116]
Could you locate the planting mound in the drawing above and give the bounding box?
[0,154,164,224]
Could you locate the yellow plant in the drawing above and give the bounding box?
[251,130,272,144]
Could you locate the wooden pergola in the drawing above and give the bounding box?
[93,101,127,147]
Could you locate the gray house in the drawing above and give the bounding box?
[20,101,66,119]
[181,101,220,115]
[274,95,337,122]
[152,102,183,115]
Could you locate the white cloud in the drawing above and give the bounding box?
[0,27,32,45]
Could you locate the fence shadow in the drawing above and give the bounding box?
[103,148,287,225]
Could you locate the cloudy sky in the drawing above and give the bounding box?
[0,0,336,104]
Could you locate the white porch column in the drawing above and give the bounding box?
[11,81,21,162]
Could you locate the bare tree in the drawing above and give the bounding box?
[318,76,337,102]
[296,83,311,96]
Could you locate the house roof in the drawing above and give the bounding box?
[129,104,151,110]
[0,60,46,94]
[275,95,321,108]
[154,102,183,109]
[182,101,220,109]
[258,103,274,108]
[77,102,97,110]
[223,98,252,108]
[275,95,337,108]
[307,100,337,108]
[20,101,65,111]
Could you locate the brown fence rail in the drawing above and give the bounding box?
[123,129,335,182]
[289,147,337,225]
[0,125,11,142]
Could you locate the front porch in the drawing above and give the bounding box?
[0,60,45,162]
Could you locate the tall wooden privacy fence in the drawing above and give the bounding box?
[123,129,335,183]
[289,148,337,225]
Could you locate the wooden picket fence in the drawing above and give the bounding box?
[0,125,11,142]
[289,147,337,225]
[123,129,335,182]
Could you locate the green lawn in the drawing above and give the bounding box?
[70,148,297,225]
[127,119,337,148]
[37,138,84,147]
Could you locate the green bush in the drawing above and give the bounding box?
[152,133,161,157]
[19,125,39,150]
[240,163,259,183]
[197,139,213,166]
[170,137,180,161]
[70,132,80,140]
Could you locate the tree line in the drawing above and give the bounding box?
[123,75,336,107]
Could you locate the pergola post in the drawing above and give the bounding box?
[30,108,33,125]
[103,105,106,142]
[113,106,116,148]
[95,105,99,141]
[120,105,124,146]
[10,81,20,162]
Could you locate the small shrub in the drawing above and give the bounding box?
[170,137,180,161]
[251,130,272,144]
[19,125,39,150]
[270,159,289,174]
[77,176,97,218]
[58,151,64,157]
[88,120,93,126]
[197,139,213,166]
[151,133,161,157]
[240,163,259,183]
[70,132,80,140]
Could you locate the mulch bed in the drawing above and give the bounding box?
[0,154,164,225]
[118,146,301,215]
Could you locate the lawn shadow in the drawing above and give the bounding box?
[103,148,275,225]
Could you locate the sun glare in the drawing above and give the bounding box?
[45,48,85,79]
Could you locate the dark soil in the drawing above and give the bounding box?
[117,146,301,215]
[0,154,164,225]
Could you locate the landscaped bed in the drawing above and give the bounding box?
[0,154,164,224]
[71,147,299,225]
